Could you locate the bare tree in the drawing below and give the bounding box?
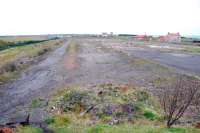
[158,77,200,128]
[193,91,200,112]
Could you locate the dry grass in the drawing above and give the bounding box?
[0,39,63,84]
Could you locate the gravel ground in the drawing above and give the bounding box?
[0,38,186,124]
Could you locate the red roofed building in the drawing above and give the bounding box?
[135,34,149,41]
[159,32,181,43]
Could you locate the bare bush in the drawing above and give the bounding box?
[2,62,17,73]
[193,91,200,112]
[158,77,200,128]
[37,48,50,56]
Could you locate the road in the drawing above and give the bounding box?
[120,47,200,77]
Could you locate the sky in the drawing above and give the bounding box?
[0,0,200,36]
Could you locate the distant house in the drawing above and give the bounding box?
[159,32,181,43]
[135,34,153,41]
[102,32,108,37]
[159,36,166,42]
[101,32,114,37]
[135,35,148,41]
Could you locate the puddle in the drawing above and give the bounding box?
[170,53,190,57]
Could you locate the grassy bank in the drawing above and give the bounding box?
[0,39,63,84]
[0,38,59,51]
[183,47,200,53]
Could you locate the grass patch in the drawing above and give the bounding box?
[153,77,177,87]
[88,124,200,133]
[16,126,43,133]
[66,40,80,54]
[31,98,45,108]
[16,124,200,133]
[46,123,200,133]
[143,108,160,120]
[46,115,71,126]
[0,71,18,83]
[134,58,150,65]
[183,47,200,53]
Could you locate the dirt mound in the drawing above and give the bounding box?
[49,84,159,125]
[0,127,14,133]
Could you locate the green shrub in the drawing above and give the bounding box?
[60,90,97,113]
[143,108,159,120]
[88,124,111,133]
[167,128,186,133]
[31,98,44,108]
[45,117,55,125]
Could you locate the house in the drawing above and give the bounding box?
[135,34,153,41]
[159,32,181,43]
[135,35,148,41]
[101,32,114,37]
[166,32,181,43]
[159,36,166,42]
[102,32,108,37]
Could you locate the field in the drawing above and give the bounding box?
[0,36,200,133]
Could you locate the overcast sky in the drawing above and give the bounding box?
[0,0,200,35]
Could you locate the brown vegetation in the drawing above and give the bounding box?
[158,77,200,128]
[0,127,14,133]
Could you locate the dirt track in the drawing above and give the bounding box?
[0,40,69,123]
[0,38,184,124]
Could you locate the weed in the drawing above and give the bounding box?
[50,84,160,126]
[52,115,71,126]
[143,108,159,120]
[87,124,111,133]
[16,126,43,133]
[45,117,55,125]
[134,90,150,102]
[61,90,95,113]
[31,98,45,108]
